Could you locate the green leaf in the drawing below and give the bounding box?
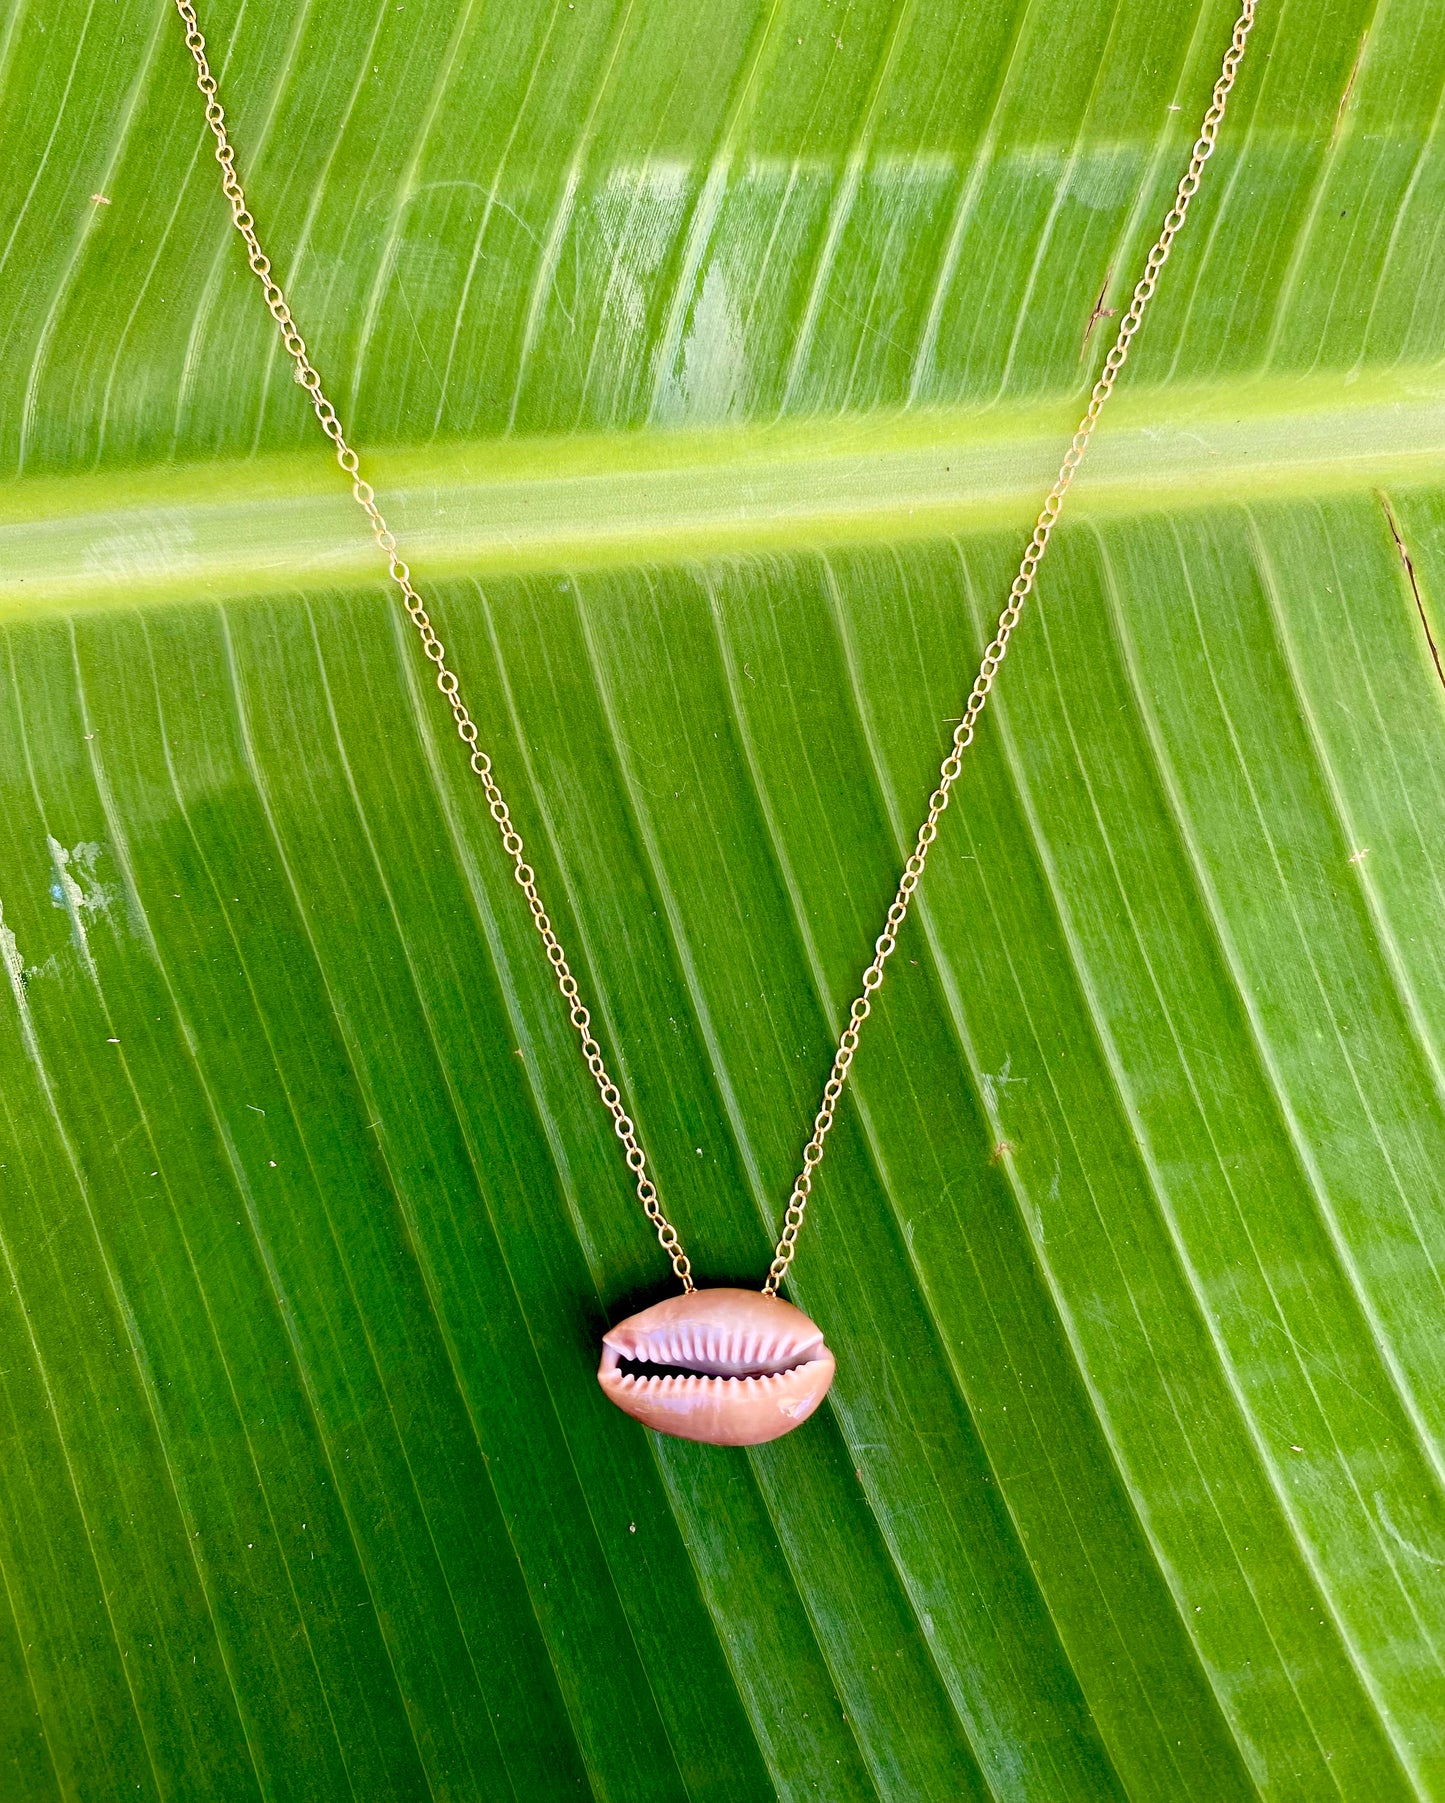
[2,0,1444,1798]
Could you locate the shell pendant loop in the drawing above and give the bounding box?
[598,1288,835,1446]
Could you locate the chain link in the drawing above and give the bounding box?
[175,0,1253,1300]
[172,0,695,1290]
[762,0,1256,1292]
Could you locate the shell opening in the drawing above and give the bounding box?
[615,1351,816,1382]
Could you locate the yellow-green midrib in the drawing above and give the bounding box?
[3,371,1442,617]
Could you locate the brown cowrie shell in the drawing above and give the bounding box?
[598,1288,835,1446]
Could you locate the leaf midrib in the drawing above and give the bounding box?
[2,369,1442,618]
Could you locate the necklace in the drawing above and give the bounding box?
[173,0,1255,1447]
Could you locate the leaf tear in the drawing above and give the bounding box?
[1080,269,1118,362]
[1331,30,1369,148]
[1378,491,1445,696]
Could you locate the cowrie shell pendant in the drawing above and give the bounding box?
[598,1288,835,1446]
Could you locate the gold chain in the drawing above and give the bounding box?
[764,0,1257,1292]
[172,0,694,1289]
[172,0,1254,1299]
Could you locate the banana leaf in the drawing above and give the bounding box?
[2,0,1444,1796]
